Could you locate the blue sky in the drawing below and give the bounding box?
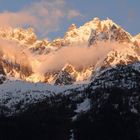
[0,0,139,39]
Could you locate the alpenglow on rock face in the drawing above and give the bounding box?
[0,17,139,84]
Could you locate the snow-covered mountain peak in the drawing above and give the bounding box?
[0,17,139,85]
[63,17,132,47]
[89,17,118,31]
[62,63,76,72]
[88,18,132,46]
[0,27,37,45]
[103,47,140,68]
[134,33,140,39]
[68,23,77,31]
[102,17,118,28]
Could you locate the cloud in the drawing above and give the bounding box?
[0,38,136,81]
[35,41,127,74]
[0,39,40,74]
[67,10,83,19]
[0,11,36,28]
[0,0,83,37]
[0,39,31,68]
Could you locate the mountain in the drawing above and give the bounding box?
[0,27,37,45]
[0,62,140,140]
[0,17,139,84]
[0,17,140,140]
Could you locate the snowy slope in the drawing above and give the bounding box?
[0,78,88,116]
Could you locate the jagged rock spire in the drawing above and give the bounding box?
[68,23,77,31]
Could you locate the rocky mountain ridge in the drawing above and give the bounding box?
[0,17,140,84]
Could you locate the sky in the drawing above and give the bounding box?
[0,0,140,39]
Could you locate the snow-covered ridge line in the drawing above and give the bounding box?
[0,78,88,116]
